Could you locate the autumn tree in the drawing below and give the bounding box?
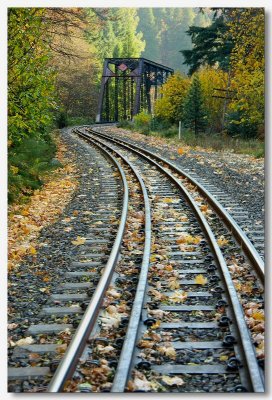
[182,75,207,134]
[196,67,229,132]
[226,8,264,138]
[154,72,190,124]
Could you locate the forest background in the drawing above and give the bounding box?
[7,7,265,202]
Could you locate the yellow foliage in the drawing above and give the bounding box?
[154,72,190,123]
[194,274,207,285]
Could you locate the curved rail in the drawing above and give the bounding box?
[82,127,264,392]
[76,129,152,393]
[47,137,129,392]
[88,127,264,283]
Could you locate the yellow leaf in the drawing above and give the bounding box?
[194,274,207,285]
[219,355,228,361]
[217,236,229,246]
[177,148,184,155]
[29,246,37,255]
[252,311,265,321]
[150,254,157,263]
[162,198,173,203]
[71,236,86,245]
[21,210,29,216]
[151,320,161,329]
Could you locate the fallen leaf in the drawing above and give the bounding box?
[138,340,154,349]
[29,246,37,255]
[158,346,176,359]
[71,236,86,245]
[219,355,228,361]
[56,344,67,354]
[168,290,187,303]
[29,353,40,360]
[167,278,180,290]
[96,344,115,354]
[14,336,35,346]
[194,274,207,285]
[217,236,229,247]
[133,371,152,391]
[161,375,185,386]
[252,311,264,321]
[177,148,184,155]
[149,309,168,319]
[8,323,18,330]
[151,320,161,329]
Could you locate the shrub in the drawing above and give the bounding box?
[133,112,152,134]
[8,135,59,203]
[226,110,259,139]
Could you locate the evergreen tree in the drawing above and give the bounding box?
[182,75,207,134]
[181,13,234,74]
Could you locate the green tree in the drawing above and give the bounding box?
[181,13,234,75]
[137,8,211,72]
[8,8,56,145]
[182,75,207,134]
[88,8,145,62]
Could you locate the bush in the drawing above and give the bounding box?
[8,135,59,203]
[226,111,259,139]
[133,112,152,134]
[117,120,133,129]
[56,112,68,128]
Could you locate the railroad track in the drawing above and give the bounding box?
[8,126,265,393]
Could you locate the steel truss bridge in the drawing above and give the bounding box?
[96,58,174,123]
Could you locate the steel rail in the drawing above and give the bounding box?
[83,127,264,392]
[88,127,264,283]
[47,133,129,392]
[78,130,152,392]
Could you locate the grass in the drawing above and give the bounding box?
[118,120,264,158]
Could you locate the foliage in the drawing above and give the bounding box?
[181,13,233,74]
[154,73,190,124]
[133,112,152,134]
[137,8,212,73]
[8,8,57,145]
[182,75,207,134]
[87,8,145,61]
[226,9,264,137]
[8,136,58,202]
[226,111,259,139]
[195,67,228,132]
[8,9,58,201]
